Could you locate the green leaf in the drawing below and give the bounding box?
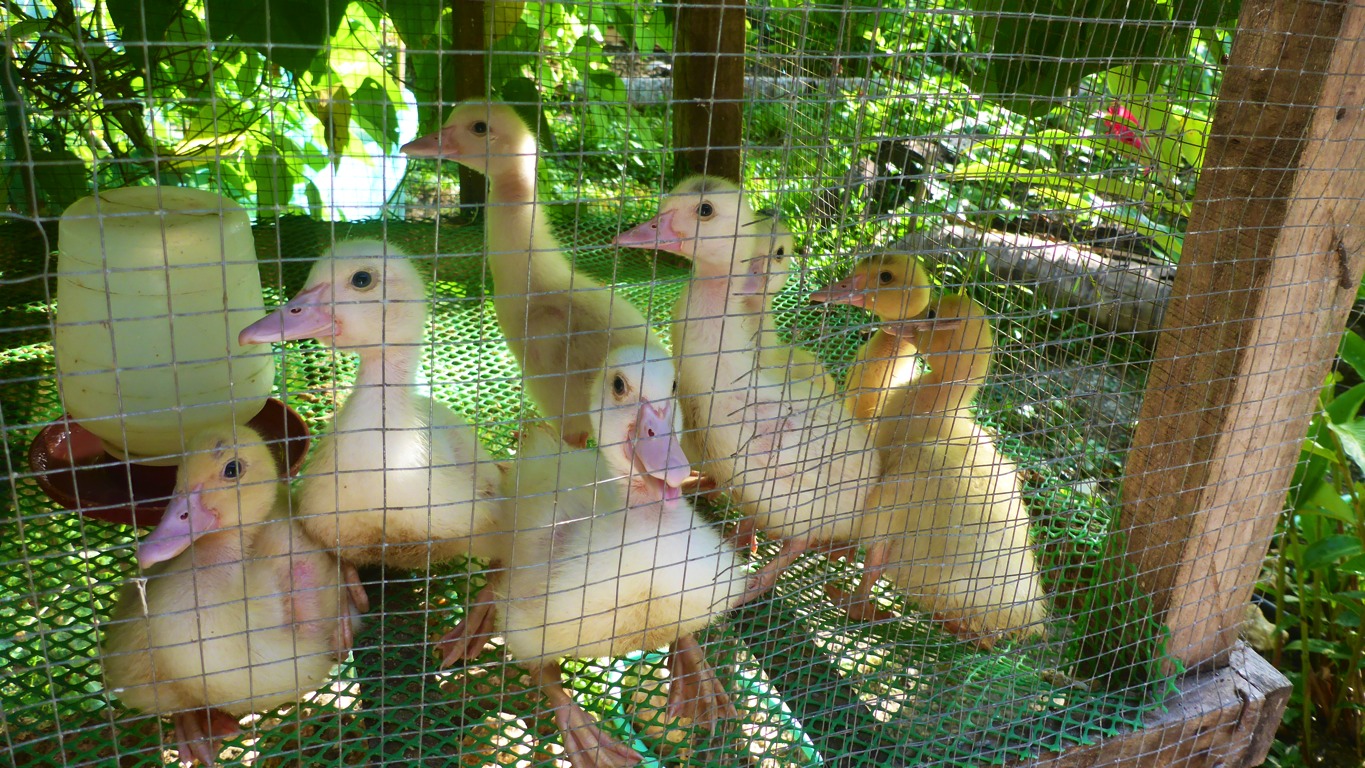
[1328,418,1365,476]
[1326,382,1365,424]
[1300,535,1364,570]
[386,0,443,46]
[969,0,1178,117]
[1340,554,1365,576]
[205,0,351,79]
[1284,638,1349,658]
[1169,0,1241,27]
[1340,331,1365,380]
[250,148,295,212]
[108,0,186,45]
[350,78,397,149]
[304,179,324,219]
[1295,481,1355,524]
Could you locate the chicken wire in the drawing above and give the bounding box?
[0,0,1284,765]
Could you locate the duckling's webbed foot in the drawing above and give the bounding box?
[535,663,643,768]
[665,634,736,730]
[730,516,759,555]
[826,541,896,624]
[171,709,238,766]
[343,562,371,613]
[437,584,497,668]
[679,471,718,497]
[735,536,811,606]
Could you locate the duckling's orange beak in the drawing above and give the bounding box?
[400,127,455,158]
[238,283,335,345]
[880,316,963,344]
[614,210,688,255]
[630,398,692,494]
[809,272,869,307]
[138,483,218,569]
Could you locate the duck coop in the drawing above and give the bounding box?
[6,0,1362,765]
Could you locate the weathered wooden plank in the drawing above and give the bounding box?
[1017,644,1290,768]
[449,0,487,214]
[672,0,746,183]
[1119,0,1365,670]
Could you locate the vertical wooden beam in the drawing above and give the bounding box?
[673,0,746,183]
[1119,0,1365,671]
[447,0,487,215]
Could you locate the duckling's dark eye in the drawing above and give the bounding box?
[775,247,786,258]
[925,308,937,320]
[879,271,895,285]
[472,121,488,135]
[697,202,715,219]
[350,270,373,289]
[672,379,678,393]
[222,459,242,480]
[612,375,627,396]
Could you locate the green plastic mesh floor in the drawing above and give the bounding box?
[1,214,1177,767]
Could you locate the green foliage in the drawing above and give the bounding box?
[968,0,1240,116]
[1268,331,1365,765]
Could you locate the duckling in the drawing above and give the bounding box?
[809,253,934,420]
[102,425,367,765]
[401,101,668,448]
[838,296,1049,647]
[746,214,836,396]
[615,176,879,603]
[441,345,744,767]
[238,240,503,581]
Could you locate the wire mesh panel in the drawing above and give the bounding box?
[3,0,1357,766]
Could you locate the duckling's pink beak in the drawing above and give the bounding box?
[809,272,869,307]
[400,127,455,158]
[630,399,692,493]
[138,484,218,569]
[238,283,335,345]
[614,210,688,255]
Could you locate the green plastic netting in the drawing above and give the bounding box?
[1,214,1178,767]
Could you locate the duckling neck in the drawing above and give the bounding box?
[904,341,992,416]
[346,345,420,423]
[485,156,570,288]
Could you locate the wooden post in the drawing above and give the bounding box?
[672,0,746,183]
[446,0,487,216]
[1119,0,1365,671]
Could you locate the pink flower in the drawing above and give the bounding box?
[1103,102,1147,151]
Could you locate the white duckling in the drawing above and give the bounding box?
[441,344,744,767]
[745,213,837,396]
[102,425,367,765]
[840,295,1049,646]
[615,176,880,604]
[401,100,669,448]
[809,253,934,421]
[237,240,503,585]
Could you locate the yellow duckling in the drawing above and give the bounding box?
[238,241,503,573]
[745,214,837,395]
[839,295,1049,647]
[102,425,367,765]
[402,101,670,448]
[809,253,934,421]
[440,345,745,767]
[616,177,879,603]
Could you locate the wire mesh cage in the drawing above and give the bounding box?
[6,0,1361,765]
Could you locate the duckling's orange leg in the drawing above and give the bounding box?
[734,536,811,606]
[171,709,238,766]
[535,662,642,768]
[825,542,897,624]
[563,431,592,450]
[343,562,370,613]
[730,516,759,555]
[665,634,736,729]
[437,583,497,668]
